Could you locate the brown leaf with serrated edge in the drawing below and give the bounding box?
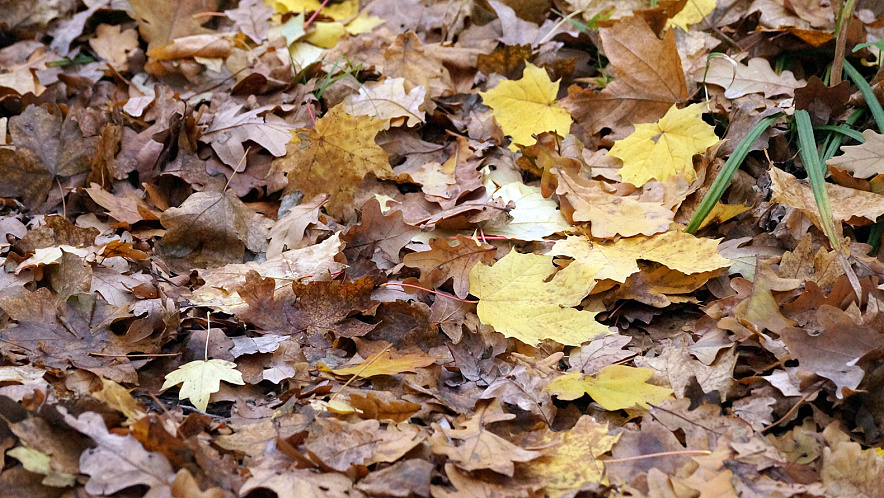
[343,198,419,263]
[562,15,687,139]
[288,276,380,338]
[402,235,495,298]
[271,104,393,220]
[129,0,218,51]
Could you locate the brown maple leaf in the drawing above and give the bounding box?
[402,235,495,298]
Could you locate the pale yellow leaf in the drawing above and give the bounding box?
[545,365,674,410]
[162,359,245,412]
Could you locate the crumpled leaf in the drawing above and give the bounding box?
[480,62,573,150]
[770,166,884,228]
[609,103,719,187]
[322,350,437,378]
[402,234,496,299]
[545,365,674,410]
[469,250,611,346]
[161,358,245,412]
[271,104,393,219]
[484,181,573,241]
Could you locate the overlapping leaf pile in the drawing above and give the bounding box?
[3,0,884,496]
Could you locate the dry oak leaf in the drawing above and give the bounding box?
[554,167,674,238]
[523,416,620,498]
[480,62,573,151]
[701,57,804,99]
[62,410,175,498]
[469,250,611,346]
[322,349,437,378]
[271,104,393,219]
[826,129,884,178]
[159,190,269,267]
[306,418,425,472]
[562,15,687,138]
[609,103,719,187]
[239,466,355,498]
[161,358,245,412]
[88,24,139,71]
[429,401,543,476]
[770,167,884,228]
[402,234,496,299]
[266,193,329,258]
[545,365,674,410]
[343,77,426,128]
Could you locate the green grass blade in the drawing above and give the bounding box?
[821,109,864,163]
[685,113,782,234]
[795,110,838,247]
[814,124,865,143]
[843,61,884,133]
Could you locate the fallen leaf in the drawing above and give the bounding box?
[545,365,674,410]
[161,358,245,412]
[469,250,611,346]
[344,77,426,128]
[129,0,218,51]
[480,62,573,150]
[668,0,717,31]
[201,103,294,168]
[323,350,437,377]
[484,181,573,241]
[770,166,884,228]
[402,234,496,299]
[701,57,804,99]
[826,129,884,178]
[609,103,720,186]
[271,104,393,219]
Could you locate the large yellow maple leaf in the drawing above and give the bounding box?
[469,251,611,346]
[609,103,719,187]
[271,104,393,219]
[480,62,573,150]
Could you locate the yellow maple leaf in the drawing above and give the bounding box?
[545,365,673,411]
[322,350,437,378]
[268,0,358,20]
[161,359,245,412]
[667,0,717,31]
[523,416,620,497]
[469,251,611,346]
[480,62,573,151]
[609,103,719,187]
[271,104,393,219]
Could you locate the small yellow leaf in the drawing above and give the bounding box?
[610,103,719,187]
[269,0,358,20]
[667,0,716,31]
[480,63,573,150]
[545,365,673,411]
[469,251,611,346]
[323,350,437,378]
[161,359,245,412]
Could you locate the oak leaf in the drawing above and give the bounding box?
[826,129,884,178]
[201,103,294,168]
[161,358,245,412]
[271,104,393,219]
[702,57,804,99]
[609,103,719,186]
[770,167,884,228]
[469,250,611,346]
[545,365,674,410]
[402,234,496,299]
[480,62,573,150]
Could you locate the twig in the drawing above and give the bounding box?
[381,282,479,303]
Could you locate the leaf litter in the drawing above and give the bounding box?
[3,0,884,496]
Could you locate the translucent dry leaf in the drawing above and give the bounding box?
[469,251,611,346]
[324,350,437,378]
[162,359,245,412]
[668,0,717,31]
[609,103,719,187]
[770,166,884,228]
[545,365,674,410]
[484,181,572,241]
[480,62,573,150]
